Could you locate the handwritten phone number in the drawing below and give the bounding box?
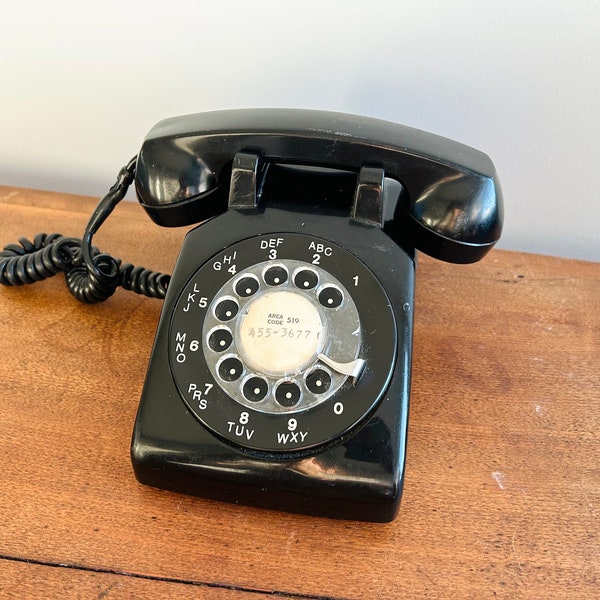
[246,327,320,340]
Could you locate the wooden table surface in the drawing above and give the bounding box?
[0,186,598,599]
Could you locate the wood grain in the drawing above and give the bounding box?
[0,558,279,599]
[1,186,598,598]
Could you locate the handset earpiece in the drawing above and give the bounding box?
[135,140,224,227]
[393,166,503,264]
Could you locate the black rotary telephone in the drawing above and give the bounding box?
[0,109,503,521]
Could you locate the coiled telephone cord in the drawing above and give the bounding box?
[0,157,170,303]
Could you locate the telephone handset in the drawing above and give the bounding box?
[0,109,502,522]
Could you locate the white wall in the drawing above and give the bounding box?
[1,0,599,262]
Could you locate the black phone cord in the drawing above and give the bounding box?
[0,157,170,303]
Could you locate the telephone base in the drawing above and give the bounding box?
[131,205,414,522]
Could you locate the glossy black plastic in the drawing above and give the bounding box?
[130,110,504,521]
[135,108,503,263]
[131,195,414,522]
